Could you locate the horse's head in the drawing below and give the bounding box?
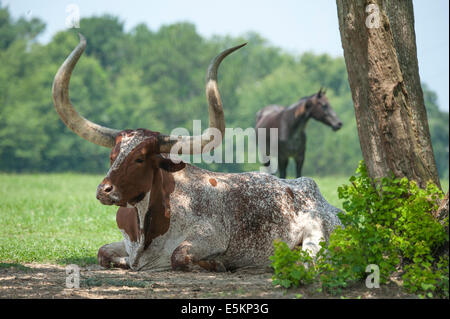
[308,88,343,131]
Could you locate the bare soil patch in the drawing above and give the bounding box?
[0,263,416,299]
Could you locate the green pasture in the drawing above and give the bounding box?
[0,174,120,266]
[0,173,447,266]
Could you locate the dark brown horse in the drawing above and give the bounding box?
[256,88,342,178]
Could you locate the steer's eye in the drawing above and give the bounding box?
[135,158,144,164]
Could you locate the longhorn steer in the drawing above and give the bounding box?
[52,35,342,271]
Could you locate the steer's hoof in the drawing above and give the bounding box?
[196,260,227,272]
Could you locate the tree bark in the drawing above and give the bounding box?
[336,0,440,189]
[433,192,449,257]
[434,192,449,231]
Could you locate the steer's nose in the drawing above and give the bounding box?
[103,184,113,193]
[96,182,115,200]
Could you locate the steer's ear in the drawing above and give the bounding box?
[158,157,186,172]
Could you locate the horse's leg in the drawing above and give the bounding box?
[295,132,306,178]
[278,154,289,179]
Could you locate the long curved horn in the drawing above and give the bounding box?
[52,34,120,148]
[158,43,247,154]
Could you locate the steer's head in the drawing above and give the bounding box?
[96,129,185,206]
[52,34,245,207]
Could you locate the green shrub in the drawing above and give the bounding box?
[269,240,316,288]
[270,161,449,298]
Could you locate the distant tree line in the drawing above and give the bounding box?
[0,4,448,178]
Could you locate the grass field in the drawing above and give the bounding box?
[0,174,121,266]
[0,173,448,266]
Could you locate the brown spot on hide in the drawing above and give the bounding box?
[286,187,294,200]
[143,167,176,249]
[209,178,217,187]
[116,207,139,242]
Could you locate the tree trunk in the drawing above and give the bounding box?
[433,192,449,257]
[336,0,440,189]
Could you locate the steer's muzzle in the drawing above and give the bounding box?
[96,182,120,205]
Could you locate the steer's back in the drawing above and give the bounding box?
[169,164,341,268]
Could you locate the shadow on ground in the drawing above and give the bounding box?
[0,263,416,299]
[56,256,97,267]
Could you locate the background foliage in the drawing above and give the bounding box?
[0,5,448,178]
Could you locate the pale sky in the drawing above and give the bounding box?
[4,0,449,111]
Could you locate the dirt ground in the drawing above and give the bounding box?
[0,263,416,299]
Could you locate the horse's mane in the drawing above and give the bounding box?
[287,93,316,110]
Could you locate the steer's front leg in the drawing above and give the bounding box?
[301,220,325,260]
[97,241,129,269]
[171,240,227,272]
